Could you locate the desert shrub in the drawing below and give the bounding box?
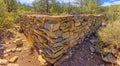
[17,9,33,15]
[99,21,120,47]
[0,0,14,33]
[0,0,6,31]
[50,2,62,15]
[98,21,120,54]
[104,5,120,21]
[0,12,15,43]
[0,12,14,32]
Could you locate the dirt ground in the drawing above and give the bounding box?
[0,33,118,66]
[2,34,42,66]
[60,40,107,66]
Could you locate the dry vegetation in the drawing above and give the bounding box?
[97,5,120,62]
[99,21,120,48]
[98,21,120,61]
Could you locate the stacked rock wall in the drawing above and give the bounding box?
[19,14,103,65]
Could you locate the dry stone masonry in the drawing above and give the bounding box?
[19,14,103,65]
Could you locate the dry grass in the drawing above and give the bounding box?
[99,21,120,48]
[98,21,120,57]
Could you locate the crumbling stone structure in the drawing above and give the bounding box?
[19,14,103,65]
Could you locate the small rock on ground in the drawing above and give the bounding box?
[4,49,12,54]
[116,60,120,65]
[11,48,16,52]
[0,59,8,65]
[38,55,47,66]
[16,48,22,52]
[7,63,19,66]
[90,39,97,44]
[100,64,105,66]
[102,53,116,64]
[4,54,9,57]
[9,56,18,63]
[90,46,95,53]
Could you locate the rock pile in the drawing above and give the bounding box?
[0,56,19,66]
[19,14,103,65]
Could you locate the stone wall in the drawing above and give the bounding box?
[19,14,103,65]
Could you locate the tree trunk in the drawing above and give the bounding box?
[46,0,49,13]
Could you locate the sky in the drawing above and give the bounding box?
[101,0,120,6]
[17,0,120,6]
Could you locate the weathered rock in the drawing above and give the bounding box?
[100,64,105,66]
[4,49,12,54]
[0,46,4,50]
[116,60,120,65]
[44,20,60,32]
[90,46,95,53]
[111,48,117,54]
[16,48,22,52]
[9,56,18,63]
[38,55,47,66]
[90,56,94,59]
[4,54,9,57]
[15,39,23,47]
[54,51,73,66]
[22,40,26,42]
[102,53,116,63]
[7,63,19,66]
[11,48,16,52]
[0,59,8,65]
[90,39,97,44]
[62,32,70,39]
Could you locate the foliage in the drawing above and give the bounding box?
[79,0,101,14]
[17,9,32,15]
[0,13,14,31]
[32,0,103,14]
[16,4,34,15]
[33,0,50,13]
[0,0,14,32]
[98,21,120,53]
[0,0,6,16]
[103,5,120,21]
[4,0,18,12]
[50,2,61,15]
[0,0,7,32]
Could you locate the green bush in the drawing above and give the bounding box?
[17,9,33,15]
[0,12,14,32]
[103,5,120,21]
[50,2,61,15]
[0,0,14,32]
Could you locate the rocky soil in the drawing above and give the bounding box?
[0,32,119,66]
[0,33,41,66]
[60,39,118,66]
